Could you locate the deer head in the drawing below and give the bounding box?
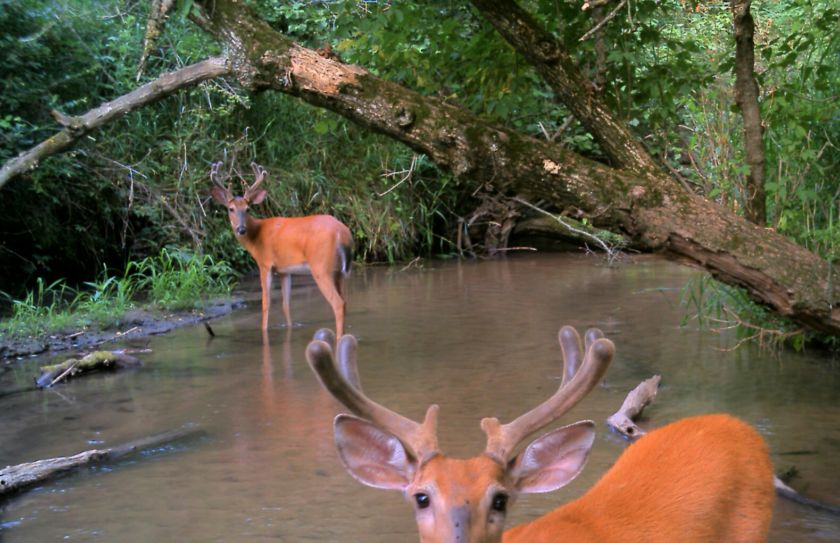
[210,161,269,236]
[305,326,614,543]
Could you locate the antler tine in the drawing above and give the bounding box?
[558,326,606,387]
[336,334,362,390]
[305,337,440,462]
[313,328,336,350]
[481,326,614,462]
[558,325,583,387]
[251,161,267,187]
[209,161,227,189]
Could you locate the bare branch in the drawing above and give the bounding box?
[579,0,628,42]
[0,57,230,190]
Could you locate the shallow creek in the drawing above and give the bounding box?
[1,253,838,541]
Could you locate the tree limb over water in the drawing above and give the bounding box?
[0,57,230,190]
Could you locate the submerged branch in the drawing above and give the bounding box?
[0,426,205,499]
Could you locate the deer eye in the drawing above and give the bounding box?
[414,493,431,509]
[228,206,235,212]
[491,493,508,513]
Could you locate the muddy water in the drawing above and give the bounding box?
[1,254,838,542]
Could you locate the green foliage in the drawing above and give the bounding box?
[134,247,235,311]
[0,248,234,340]
[0,278,79,338]
[680,274,806,352]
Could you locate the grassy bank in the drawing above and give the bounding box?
[0,248,235,343]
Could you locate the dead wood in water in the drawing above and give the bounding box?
[606,375,661,439]
[0,426,204,499]
[35,350,142,389]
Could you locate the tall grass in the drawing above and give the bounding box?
[134,248,235,311]
[680,274,806,352]
[0,249,235,341]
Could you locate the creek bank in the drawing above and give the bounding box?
[0,299,243,360]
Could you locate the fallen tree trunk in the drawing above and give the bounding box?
[35,350,142,389]
[191,0,840,337]
[0,426,204,499]
[606,375,661,439]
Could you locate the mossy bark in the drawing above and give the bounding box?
[208,3,840,335]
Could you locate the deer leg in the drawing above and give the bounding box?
[334,270,346,300]
[310,269,346,337]
[259,267,272,331]
[280,273,292,328]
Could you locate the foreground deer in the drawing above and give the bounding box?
[305,326,775,543]
[210,162,352,335]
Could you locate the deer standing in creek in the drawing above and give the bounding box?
[305,326,775,543]
[210,162,352,335]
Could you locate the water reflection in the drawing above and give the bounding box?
[0,254,838,542]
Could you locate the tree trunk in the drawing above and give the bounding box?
[469,0,661,177]
[731,0,767,225]
[193,0,840,336]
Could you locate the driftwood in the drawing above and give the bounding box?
[0,426,204,499]
[35,350,142,389]
[606,375,661,439]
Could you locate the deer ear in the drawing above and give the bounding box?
[247,189,267,205]
[333,414,415,491]
[211,186,230,206]
[509,420,595,494]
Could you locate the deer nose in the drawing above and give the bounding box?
[236,226,247,235]
[450,504,471,541]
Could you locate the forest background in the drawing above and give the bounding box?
[0,0,838,347]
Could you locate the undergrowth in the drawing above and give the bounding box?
[680,274,807,352]
[0,248,234,341]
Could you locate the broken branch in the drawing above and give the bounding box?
[606,375,661,439]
